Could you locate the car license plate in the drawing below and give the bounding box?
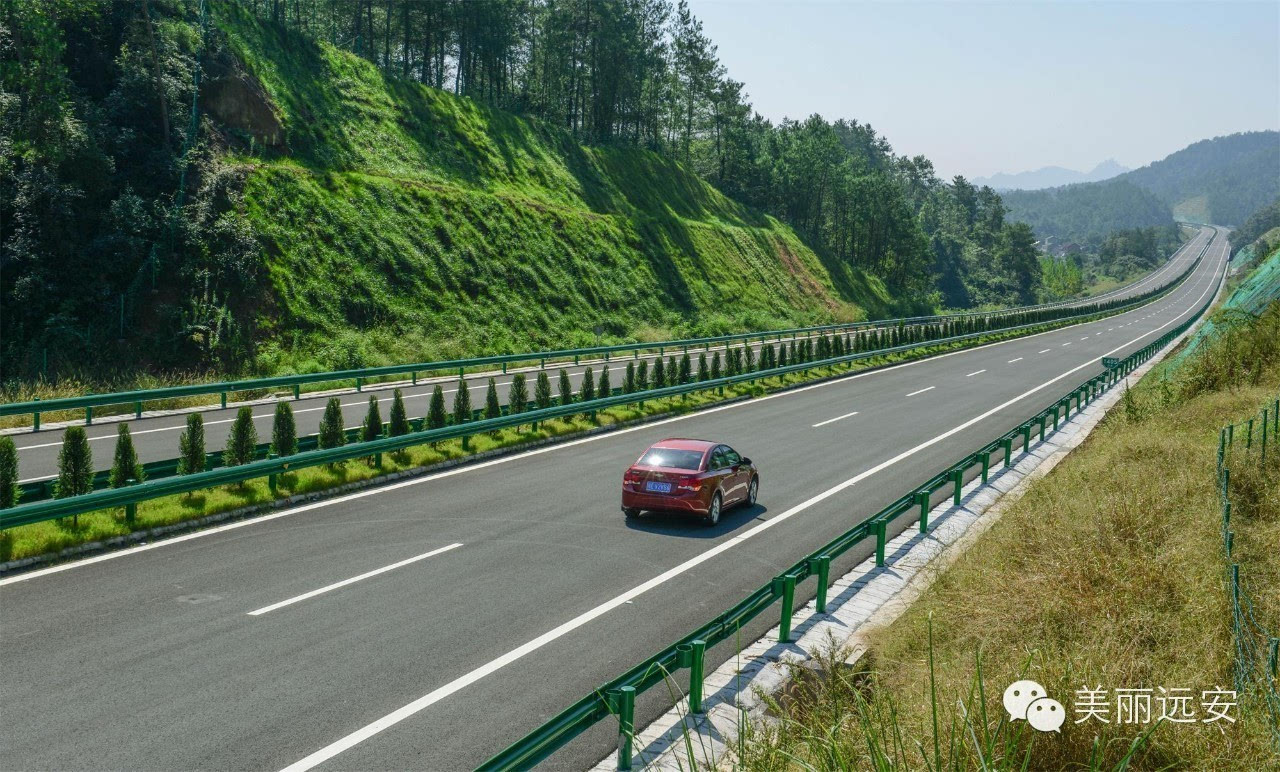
[645,481,673,494]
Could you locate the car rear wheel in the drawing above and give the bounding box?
[705,492,722,527]
[747,476,759,506]
[623,507,641,519]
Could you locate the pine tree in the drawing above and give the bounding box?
[56,427,94,498]
[778,344,788,368]
[743,345,754,371]
[678,353,691,383]
[535,372,553,410]
[319,397,346,449]
[484,377,501,420]
[558,369,573,406]
[652,358,665,388]
[509,374,528,413]
[711,351,722,379]
[636,360,649,391]
[453,378,472,425]
[271,401,298,456]
[697,353,708,381]
[789,340,798,363]
[427,385,447,430]
[178,414,206,475]
[598,365,611,397]
[579,366,596,404]
[484,377,502,435]
[388,389,410,436]
[666,356,678,386]
[0,436,19,509]
[623,362,636,394]
[225,406,258,467]
[109,423,143,487]
[361,395,383,442]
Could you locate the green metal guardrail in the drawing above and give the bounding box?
[474,255,1222,771]
[0,247,1206,525]
[1216,398,1280,750]
[1,232,1207,432]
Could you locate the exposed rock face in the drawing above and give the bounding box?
[202,69,284,147]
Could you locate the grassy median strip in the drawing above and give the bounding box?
[0,319,1095,565]
[737,302,1280,769]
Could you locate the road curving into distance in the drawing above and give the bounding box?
[3,225,1210,486]
[0,226,1228,770]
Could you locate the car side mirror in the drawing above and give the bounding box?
[741,457,751,465]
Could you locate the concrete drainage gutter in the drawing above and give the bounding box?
[594,313,1212,771]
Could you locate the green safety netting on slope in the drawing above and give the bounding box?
[1166,246,1280,371]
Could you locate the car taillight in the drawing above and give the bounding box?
[624,471,642,487]
[676,476,700,492]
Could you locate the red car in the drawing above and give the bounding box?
[621,438,759,526]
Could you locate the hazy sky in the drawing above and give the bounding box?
[688,0,1280,179]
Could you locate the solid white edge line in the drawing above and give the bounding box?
[2,247,1219,588]
[246,543,463,616]
[812,410,859,428]
[278,246,1225,772]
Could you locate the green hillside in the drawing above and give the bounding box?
[1118,131,1279,226]
[999,179,1174,242]
[211,6,883,372]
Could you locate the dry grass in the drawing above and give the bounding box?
[737,303,1280,770]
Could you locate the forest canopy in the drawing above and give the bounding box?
[2,0,1067,379]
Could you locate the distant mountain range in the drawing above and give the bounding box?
[973,159,1130,191]
[1000,131,1280,241]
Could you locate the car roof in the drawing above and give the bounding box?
[649,438,717,451]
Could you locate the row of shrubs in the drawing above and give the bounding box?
[0,328,896,511]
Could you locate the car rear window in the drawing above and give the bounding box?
[638,448,704,470]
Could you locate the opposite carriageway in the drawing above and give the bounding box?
[2,227,1210,485]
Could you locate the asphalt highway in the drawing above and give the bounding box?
[5,227,1207,486]
[0,226,1227,771]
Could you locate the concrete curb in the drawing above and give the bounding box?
[594,288,1217,771]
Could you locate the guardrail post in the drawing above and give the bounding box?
[1230,564,1240,610]
[293,384,301,400]
[690,639,706,713]
[267,453,279,494]
[917,490,930,532]
[502,361,508,373]
[613,685,635,770]
[776,573,797,642]
[1269,638,1279,679]
[85,405,93,426]
[1246,419,1254,450]
[1227,423,1234,446]
[356,377,364,392]
[220,392,227,409]
[1002,438,1013,467]
[32,405,40,433]
[981,451,990,483]
[125,478,137,524]
[135,401,143,419]
[875,520,887,566]
[952,467,964,505]
[810,555,831,613]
